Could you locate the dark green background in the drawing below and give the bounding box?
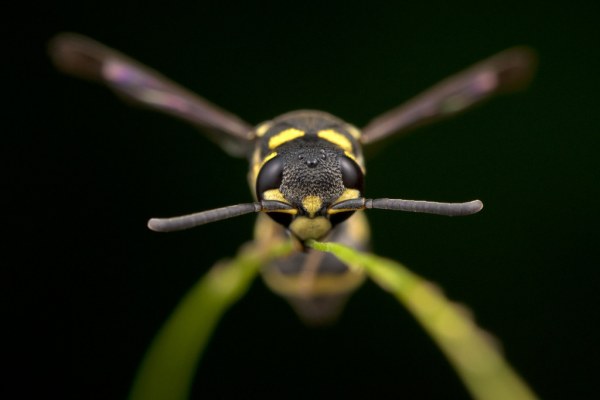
[10,1,599,399]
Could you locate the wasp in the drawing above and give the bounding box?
[49,34,535,324]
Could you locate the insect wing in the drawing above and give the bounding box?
[48,33,254,157]
[360,47,537,145]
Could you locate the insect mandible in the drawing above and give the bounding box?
[49,34,535,324]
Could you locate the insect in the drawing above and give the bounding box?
[49,33,536,324]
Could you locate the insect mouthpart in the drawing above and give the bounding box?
[289,214,333,242]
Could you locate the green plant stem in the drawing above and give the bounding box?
[307,240,538,400]
[129,240,293,400]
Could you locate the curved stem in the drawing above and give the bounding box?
[307,240,538,400]
[129,240,293,400]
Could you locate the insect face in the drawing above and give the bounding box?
[253,112,365,241]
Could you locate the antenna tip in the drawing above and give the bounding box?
[147,218,163,232]
[471,199,484,213]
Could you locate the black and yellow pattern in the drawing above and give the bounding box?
[251,110,366,243]
[246,110,371,323]
[50,33,533,323]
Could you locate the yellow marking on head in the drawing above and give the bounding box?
[317,129,353,153]
[346,124,362,140]
[260,151,278,167]
[262,189,298,214]
[268,128,305,149]
[302,195,322,217]
[263,189,288,202]
[327,189,362,215]
[336,188,361,202]
[271,209,298,215]
[329,207,364,215]
[327,208,349,215]
[343,151,359,164]
[289,216,332,241]
[255,121,273,137]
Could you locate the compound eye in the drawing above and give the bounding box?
[256,156,283,197]
[340,156,364,192]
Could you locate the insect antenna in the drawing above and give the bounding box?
[330,198,483,217]
[367,198,483,216]
[147,201,295,232]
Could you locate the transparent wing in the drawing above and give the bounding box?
[48,33,254,157]
[360,47,537,145]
